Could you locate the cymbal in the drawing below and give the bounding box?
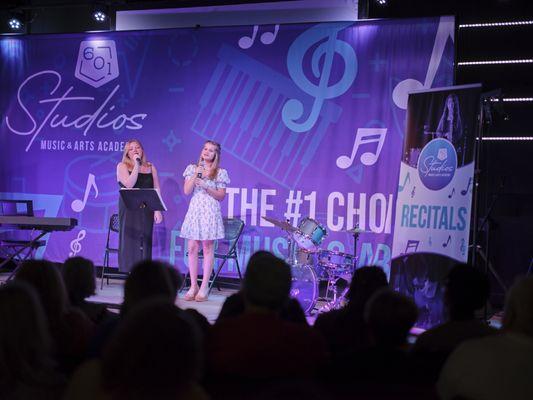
[262,216,297,232]
[342,227,372,234]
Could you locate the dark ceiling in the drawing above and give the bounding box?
[1,0,532,20]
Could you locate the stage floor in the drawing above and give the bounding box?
[90,279,321,324]
[1,273,442,330]
[89,279,238,323]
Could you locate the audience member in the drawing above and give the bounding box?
[120,260,176,315]
[0,282,65,399]
[438,276,533,400]
[365,288,419,350]
[87,260,178,359]
[66,300,206,400]
[218,292,308,325]
[104,300,206,399]
[412,264,496,380]
[313,266,388,360]
[62,257,113,325]
[15,260,94,374]
[206,251,328,398]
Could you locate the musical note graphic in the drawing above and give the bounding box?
[404,239,420,254]
[442,235,451,248]
[398,172,410,192]
[392,17,455,109]
[336,128,387,169]
[71,173,99,212]
[411,186,416,198]
[239,25,280,49]
[448,188,455,199]
[461,178,472,195]
[283,23,356,132]
[260,25,279,45]
[238,25,258,49]
[192,44,342,189]
[460,238,466,256]
[69,229,86,257]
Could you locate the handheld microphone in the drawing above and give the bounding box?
[136,157,142,166]
[197,160,204,178]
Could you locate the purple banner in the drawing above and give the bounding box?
[0,17,455,277]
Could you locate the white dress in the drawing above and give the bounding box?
[179,164,230,240]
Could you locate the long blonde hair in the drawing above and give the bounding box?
[122,139,149,170]
[197,140,221,180]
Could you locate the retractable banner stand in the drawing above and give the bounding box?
[391,84,481,328]
[0,17,455,277]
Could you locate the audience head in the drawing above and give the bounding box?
[365,288,419,348]
[445,264,490,320]
[0,282,52,381]
[122,260,176,315]
[243,251,292,312]
[102,300,202,399]
[164,265,184,299]
[503,276,533,336]
[62,256,96,305]
[346,266,388,307]
[15,259,68,323]
[280,298,308,324]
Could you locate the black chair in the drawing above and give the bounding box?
[100,213,125,289]
[184,218,245,294]
[0,200,46,278]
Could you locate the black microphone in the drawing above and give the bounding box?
[136,157,142,166]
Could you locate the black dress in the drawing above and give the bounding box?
[118,172,154,273]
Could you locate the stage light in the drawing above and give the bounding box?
[481,137,533,141]
[8,17,22,30]
[459,20,533,28]
[458,59,533,66]
[92,4,109,23]
[376,0,387,5]
[490,97,533,103]
[93,10,107,23]
[7,10,25,32]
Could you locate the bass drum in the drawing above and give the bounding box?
[290,264,318,315]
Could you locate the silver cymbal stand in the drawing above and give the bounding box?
[319,226,363,312]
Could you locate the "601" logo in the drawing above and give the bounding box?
[75,40,118,88]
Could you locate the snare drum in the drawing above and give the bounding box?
[294,249,316,265]
[317,250,355,275]
[290,264,318,315]
[292,217,327,252]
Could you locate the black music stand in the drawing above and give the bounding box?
[119,188,167,261]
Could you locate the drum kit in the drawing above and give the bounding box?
[263,216,370,315]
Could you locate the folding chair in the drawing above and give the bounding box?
[100,213,125,289]
[183,218,245,294]
[208,218,245,293]
[0,200,46,278]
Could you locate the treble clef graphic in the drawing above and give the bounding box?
[69,229,86,257]
[283,23,357,133]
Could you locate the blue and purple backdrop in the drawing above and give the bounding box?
[0,17,455,277]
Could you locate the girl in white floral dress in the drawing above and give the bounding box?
[180,140,229,301]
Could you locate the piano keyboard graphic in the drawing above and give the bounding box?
[192,44,342,189]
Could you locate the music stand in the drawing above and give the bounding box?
[119,188,167,260]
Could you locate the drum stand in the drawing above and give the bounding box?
[286,232,298,266]
[318,228,363,312]
[318,273,347,312]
